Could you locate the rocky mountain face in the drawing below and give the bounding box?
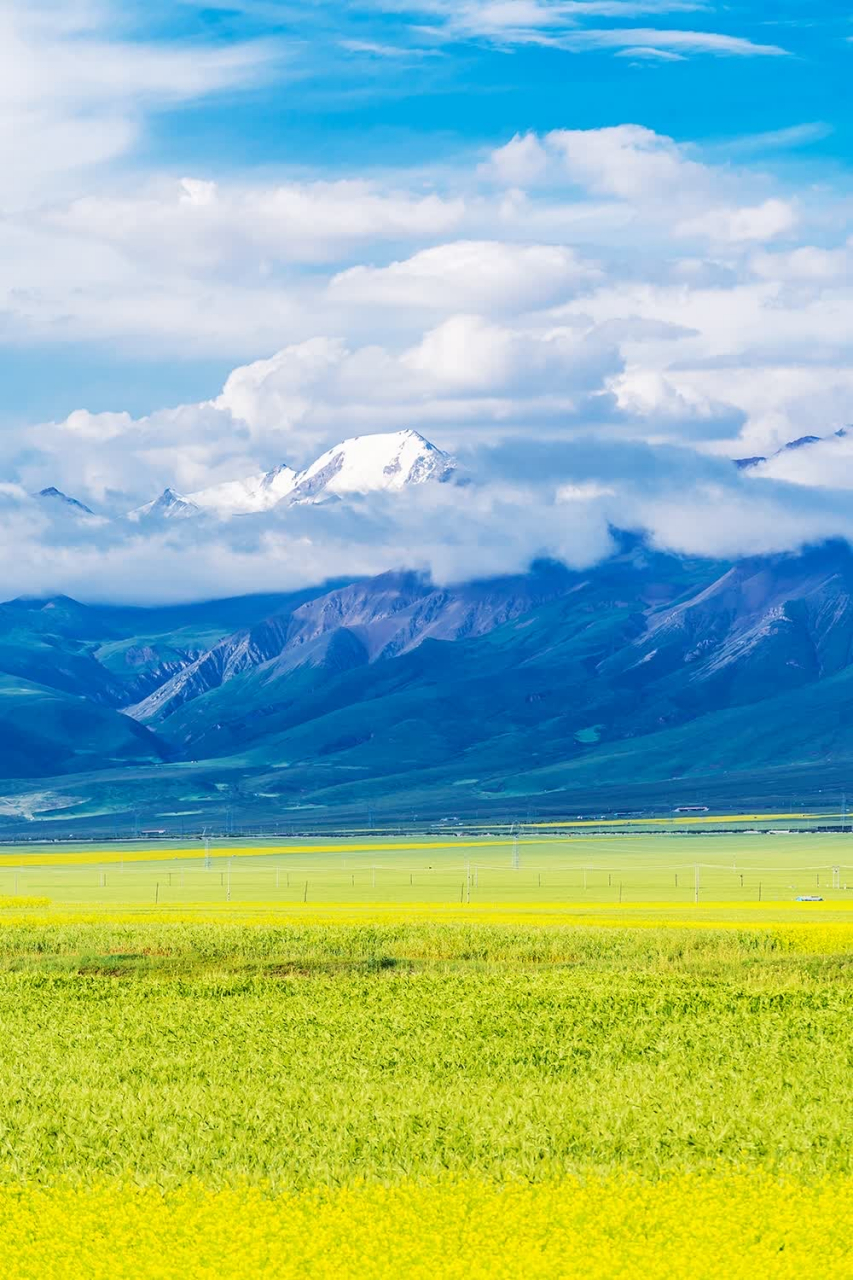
[4,539,853,813]
[597,544,853,714]
[125,563,577,726]
[36,487,94,515]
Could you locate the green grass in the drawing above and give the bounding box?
[0,921,848,1189]
[0,832,851,914]
[0,839,847,1198]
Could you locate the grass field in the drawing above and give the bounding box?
[0,831,850,916]
[0,833,850,1276]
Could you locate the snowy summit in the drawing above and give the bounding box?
[288,430,456,504]
[189,464,298,516]
[127,430,456,520]
[128,488,200,522]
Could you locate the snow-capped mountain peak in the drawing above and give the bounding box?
[289,429,456,504]
[129,488,200,521]
[125,430,456,520]
[188,463,297,516]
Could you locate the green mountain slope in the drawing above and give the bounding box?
[4,541,853,827]
[0,677,168,778]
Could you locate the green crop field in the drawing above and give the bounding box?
[0,830,851,918]
[0,833,850,1277]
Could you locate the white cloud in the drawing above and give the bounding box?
[677,198,798,244]
[389,2,783,59]
[51,177,467,269]
[402,313,617,398]
[0,484,618,604]
[214,338,350,441]
[329,241,599,312]
[752,434,853,490]
[6,80,853,597]
[638,481,853,561]
[5,0,853,606]
[486,125,727,215]
[750,242,853,284]
[13,433,853,605]
[557,27,787,58]
[0,120,830,368]
[545,124,705,200]
[13,109,853,528]
[557,480,616,501]
[608,369,737,429]
[0,2,276,203]
[615,46,685,61]
[20,316,625,508]
[479,133,550,186]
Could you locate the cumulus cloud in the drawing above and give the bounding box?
[0,120,831,367]
[6,67,853,600]
[52,177,467,269]
[608,369,744,438]
[401,314,618,398]
[486,125,787,235]
[328,241,599,312]
[750,242,853,284]
[677,198,798,244]
[21,315,631,507]
[484,125,700,198]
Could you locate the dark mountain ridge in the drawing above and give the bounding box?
[2,538,853,823]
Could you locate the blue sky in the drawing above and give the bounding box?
[6,0,853,601]
[143,2,853,179]
[5,0,853,420]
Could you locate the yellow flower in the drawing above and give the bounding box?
[0,1173,848,1279]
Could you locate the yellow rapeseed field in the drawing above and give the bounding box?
[528,811,843,827]
[0,861,846,1277]
[0,840,512,869]
[0,1173,848,1280]
[1,901,850,952]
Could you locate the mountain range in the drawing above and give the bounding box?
[734,428,848,471]
[3,528,853,831]
[29,423,851,528]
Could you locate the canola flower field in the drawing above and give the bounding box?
[0,832,850,1277]
[1,1173,850,1280]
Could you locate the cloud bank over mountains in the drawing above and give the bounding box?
[4,4,853,601]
